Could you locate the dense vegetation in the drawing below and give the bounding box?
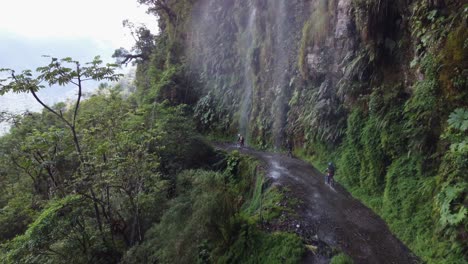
[184,0,467,263]
[0,55,303,263]
[0,0,466,263]
[0,2,305,263]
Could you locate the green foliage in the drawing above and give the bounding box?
[336,109,363,185]
[121,152,303,264]
[243,175,285,222]
[437,183,467,227]
[336,47,375,106]
[151,65,177,103]
[301,70,466,263]
[2,0,466,263]
[194,92,229,132]
[404,55,440,152]
[0,194,36,243]
[0,82,217,263]
[0,56,121,95]
[298,0,335,79]
[113,20,156,65]
[330,252,354,264]
[433,108,468,258]
[149,103,215,176]
[219,225,304,264]
[225,150,241,176]
[137,170,236,264]
[381,157,428,239]
[352,0,404,44]
[359,116,386,191]
[448,108,468,132]
[1,195,119,264]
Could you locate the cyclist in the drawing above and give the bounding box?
[237,134,245,148]
[325,162,335,186]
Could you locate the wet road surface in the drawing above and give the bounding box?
[216,144,420,264]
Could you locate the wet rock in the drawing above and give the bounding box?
[306,50,329,79]
[335,0,353,39]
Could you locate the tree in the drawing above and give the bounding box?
[113,20,156,65]
[138,0,178,24]
[0,56,122,164]
[0,56,122,246]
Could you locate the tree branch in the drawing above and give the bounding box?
[73,63,82,129]
[29,89,73,128]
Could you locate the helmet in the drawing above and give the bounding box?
[328,162,333,166]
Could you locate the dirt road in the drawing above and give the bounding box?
[216,144,420,264]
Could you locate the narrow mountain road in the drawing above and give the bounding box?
[216,144,420,264]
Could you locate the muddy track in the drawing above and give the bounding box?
[216,144,420,264]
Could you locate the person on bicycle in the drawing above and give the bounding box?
[325,162,335,185]
[237,134,245,148]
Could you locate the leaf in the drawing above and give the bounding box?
[461,120,468,131]
[448,108,468,131]
[437,183,467,228]
[449,207,467,225]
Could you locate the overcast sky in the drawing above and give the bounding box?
[0,0,158,134]
[0,0,157,51]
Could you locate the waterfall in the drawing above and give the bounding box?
[271,0,290,148]
[239,6,257,144]
[188,0,299,147]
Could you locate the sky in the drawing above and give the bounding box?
[0,0,158,134]
[0,0,158,50]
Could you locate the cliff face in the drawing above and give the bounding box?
[188,0,311,146]
[181,0,467,262]
[187,0,466,145]
[187,0,410,147]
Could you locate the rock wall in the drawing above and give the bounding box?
[182,0,467,261]
[187,0,312,147]
[186,0,465,151]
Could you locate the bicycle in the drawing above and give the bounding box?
[325,173,335,187]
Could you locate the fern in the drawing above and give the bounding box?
[448,108,468,131]
[437,183,467,227]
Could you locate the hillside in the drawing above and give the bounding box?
[0,0,466,263]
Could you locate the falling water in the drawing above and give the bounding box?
[188,0,299,147]
[271,0,291,148]
[239,6,257,144]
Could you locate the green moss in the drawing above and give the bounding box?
[298,0,333,79]
[330,252,354,264]
[404,55,441,152]
[214,152,304,263]
[295,79,465,262]
[440,24,468,99]
[218,224,305,264]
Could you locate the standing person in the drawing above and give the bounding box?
[286,138,293,157]
[325,162,335,186]
[240,135,245,147]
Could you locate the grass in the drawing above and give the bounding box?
[219,229,305,264]
[331,252,354,264]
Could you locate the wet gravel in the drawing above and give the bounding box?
[216,144,420,264]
